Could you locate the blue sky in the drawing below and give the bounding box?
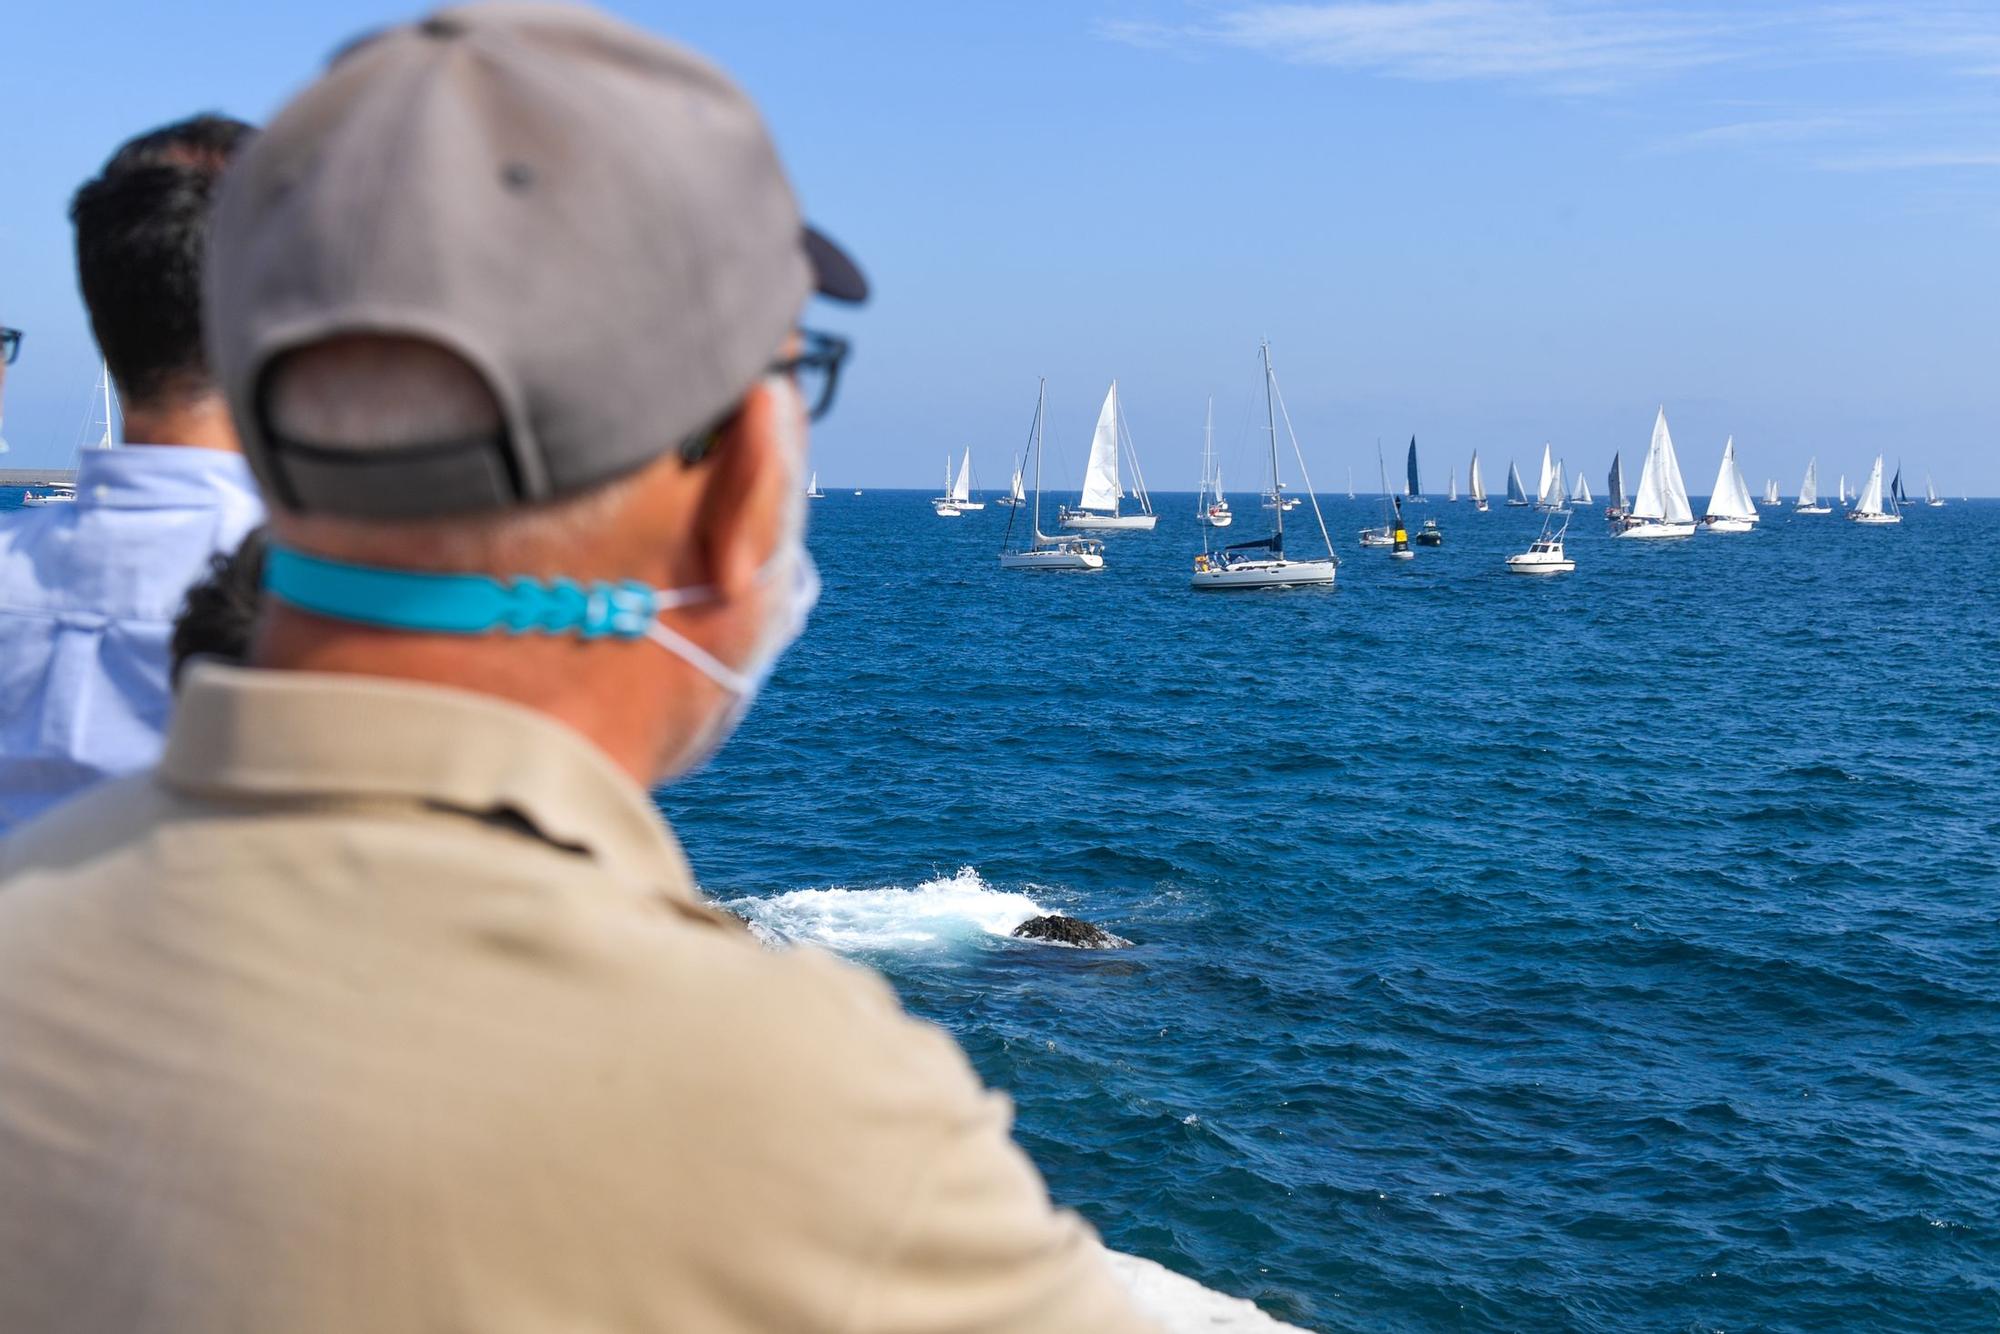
[2,1,1995,495]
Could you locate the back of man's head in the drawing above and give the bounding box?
[71,113,254,408]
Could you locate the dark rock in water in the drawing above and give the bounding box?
[1011,914,1130,949]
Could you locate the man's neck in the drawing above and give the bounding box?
[119,393,240,452]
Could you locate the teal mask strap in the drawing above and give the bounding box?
[262,544,682,640]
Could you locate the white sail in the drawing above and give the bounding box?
[1926,473,1939,504]
[1704,436,1758,520]
[1010,464,1025,502]
[1078,383,1122,512]
[1571,470,1592,503]
[950,449,972,503]
[1798,458,1819,506]
[1448,468,1458,502]
[1631,407,1694,524]
[1763,478,1780,505]
[1552,458,1566,506]
[1854,455,1887,514]
[1536,443,1558,507]
[1468,452,1485,502]
[1839,474,1849,504]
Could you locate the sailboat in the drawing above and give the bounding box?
[1838,473,1849,507]
[1059,381,1156,531]
[951,449,984,511]
[1795,458,1830,514]
[1761,478,1780,507]
[1360,443,1401,549]
[996,457,1027,508]
[1847,454,1901,525]
[1534,444,1565,511]
[1605,452,1627,520]
[1197,398,1232,528]
[1448,467,1458,503]
[1570,469,1592,505]
[1889,465,1911,511]
[1925,473,1945,507]
[1000,380,1105,569]
[1613,407,1696,538]
[1504,459,1530,506]
[804,470,825,499]
[1699,436,1759,532]
[22,361,116,507]
[931,455,962,517]
[1469,451,1488,511]
[1403,436,1425,503]
[1346,468,1355,501]
[1191,341,1337,589]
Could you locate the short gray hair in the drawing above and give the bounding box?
[264,336,637,571]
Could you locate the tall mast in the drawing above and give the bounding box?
[1032,378,1046,538]
[1261,340,1282,543]
[99,361,114,448]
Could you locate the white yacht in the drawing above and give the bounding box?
[1506,513,1576,574]
[999,380,1105,570]
[1469,451,1488,511]
[1191,341,1337,590]
[1699,436,1759,533]
[804,470,825,499]
[1613,407,1697,539]
[1059,381,1156,531]
[1795,458,1830,514]
[1925,474,1945,507]
[1847,455,1902,525]
[1196,398,1232,528]
[1570,469,1592,505]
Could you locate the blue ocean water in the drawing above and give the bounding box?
[664,492,2000,1332]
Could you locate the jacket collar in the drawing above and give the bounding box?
[159,662,696,901]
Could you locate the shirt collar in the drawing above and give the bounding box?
[159,662,697,901]
[76,445,258,509]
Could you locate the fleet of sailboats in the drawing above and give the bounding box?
[1190,341,1337,589]
[1059,381,1157,531]
[1699,436,1759,533]
[1614,407,1696,539]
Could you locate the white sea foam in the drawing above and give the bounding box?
[724,867,1049,952]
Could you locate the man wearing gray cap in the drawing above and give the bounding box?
[0,6,1153,1331]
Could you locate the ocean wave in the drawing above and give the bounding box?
[722,866,1049,952]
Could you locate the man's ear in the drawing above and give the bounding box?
[691,382,789,599]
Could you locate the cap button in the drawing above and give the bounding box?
[419,16,464,39]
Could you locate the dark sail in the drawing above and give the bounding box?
[1405,436,1421,498]
[1607,452,1626,509]
[1890,466,1908,504]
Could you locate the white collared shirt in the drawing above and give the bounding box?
[0,444,262,829]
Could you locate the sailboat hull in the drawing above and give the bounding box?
[1473,500,1489,512]
[1794,504,1831,515]
[932,503,962,517]
[1847,511,1901,525]
[1698,517,1756,533]
[1613,519,1696,539]
[999,547,1104,570]
[953,501,986,511]
[1189,558,1335,590]
[1060,510,1157,531]
[1201,510,1234,528]
[995,497,1025,508]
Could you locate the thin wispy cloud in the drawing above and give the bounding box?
[1102,2,2000,170]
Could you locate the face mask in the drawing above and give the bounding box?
[260,375,820,782]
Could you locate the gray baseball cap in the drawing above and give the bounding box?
[207,2,866,519]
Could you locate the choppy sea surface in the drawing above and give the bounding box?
[664,490,1998,1332]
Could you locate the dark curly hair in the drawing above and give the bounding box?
[70,114,255,406]
[171,528,267,687]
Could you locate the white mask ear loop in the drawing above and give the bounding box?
[645,618,757,696]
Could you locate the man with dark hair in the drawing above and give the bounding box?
[0,114,263,830]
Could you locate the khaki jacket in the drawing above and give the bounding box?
[0,664,1153,1333]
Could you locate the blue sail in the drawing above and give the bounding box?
[1406,436,1421,498]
